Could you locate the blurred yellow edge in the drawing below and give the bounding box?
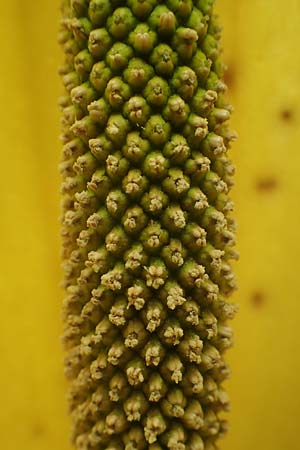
[0,1,299,449]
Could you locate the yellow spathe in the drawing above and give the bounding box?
[0,1,299,449]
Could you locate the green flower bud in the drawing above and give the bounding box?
[162,204,187,234]
[190,49,212,84]
[74,50,94,79]
[163,134,190,165]
[123,58,154,91]
[166,0,193,19]
[144,408,167,444]
[71,82,97,111]
[73,151,98,178]
[95,317,117,346]
[127,280,151,311]
[87,98,111,126]
[181,365,203,396]
[143,152,169,180]
[178,299,200,327]
[143,258,168,290]
[162,168,190,198]
[62,71,81,93]
[74,189,99,213]
[141,299,167,333]
[140,221,169,254]
[148,6,177,37]
[187,7,208,41]
[87,419,107,446]
[143,115,171,146]
[61,105,84,128]
[163,95,190,127]
[171,66,198,100]
[88,0,112,27]
[89,134,114,162]
[172,27,198,61]
[181,223,207,251]
[142,338,166,367]
[178,259,207,289]
[105,77,132,109]
[215,192,234,214]
[77,228,99,252]
[201,344,221,371]
[182,187,208,217]
[122,131,150,164]
[191,88,217,116]
[106,43,133,72]
[128,24,157,55]
[160,353,184,384]
[159,319,184,347]
[196,309,218,340]
[124,243,148,274]
[106,152,130,182]
[123,96,151,126]
[71,116,99,143]
[105,226,129,256]
[214,324,234,352]
[105,408,128,435]
[122,206,147,235]
[201,132,226,161]
[183,114,209,148]
[161,424,187,449]
[70,17,92,48]
[159,280,187,310]
[105,189,128,218]
[62,138,86,162]
[105,440,123,450]
[105,114,130,145]
[141,186,169,216]
[122,425,147,450]
[201,171,228,203]
[127,0,156,20]
[88,28,112,59]
[143,76,170,108]
[161,239,187,270]
[61,175,85,196]
[207,107,231,130]
[122,168,149,199]
[182,399,204,430]
[71,0,88,17]
[124,392,149,422]
[107,7,136,40]
[87,207,114,235]
[143,372,167,403]
[126,357,148,386]
[149,44,178,77]
[201,206,227,237]
[196,0,214,14]
[186,433,205,450]
[109,295,133,328]
[107,339,132,366]
[208,13,222,41]
[123,319,149,349]
[178,330,204,364]
[90,61,112,94]
[202,33,219,61]
[206,71,227,93]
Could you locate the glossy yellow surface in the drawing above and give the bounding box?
[0,1,299,449]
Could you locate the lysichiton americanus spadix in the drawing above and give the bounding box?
[59,0,238,449]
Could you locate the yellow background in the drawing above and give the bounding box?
[0,0,300,449]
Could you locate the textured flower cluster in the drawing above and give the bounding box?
[59,0,237,449]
